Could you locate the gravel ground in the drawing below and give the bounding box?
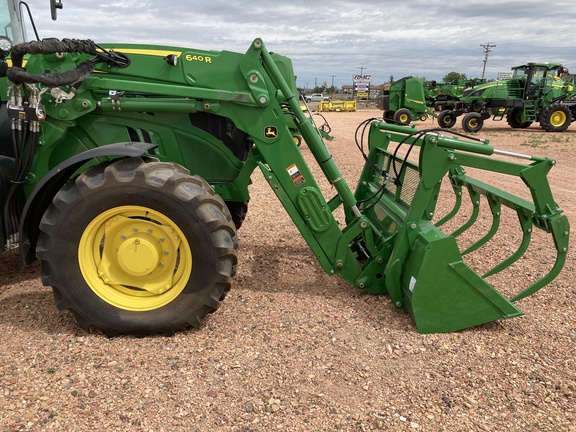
[0,109,575,431]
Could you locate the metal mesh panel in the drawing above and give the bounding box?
[379,152,420,210]
[398,163,420,208]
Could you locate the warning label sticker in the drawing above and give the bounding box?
[286,164,305,186]
[409,276,417,292]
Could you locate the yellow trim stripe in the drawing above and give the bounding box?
[107,48,183,57]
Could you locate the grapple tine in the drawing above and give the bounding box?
[448,183,481,238]
[434,176,462,228]
[482,210,532,278]
[461,192,501,256]
[510,214,569,302]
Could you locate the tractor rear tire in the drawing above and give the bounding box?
[462,112,484,133]
[37,157,238,336]
[393,108,413,125]
[506,108,532,128]
[540,104,571,132]
[438,110,457,128]
[383,111,394,124]
[226,200,249,229]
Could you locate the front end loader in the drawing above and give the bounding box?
[0,22,569,334]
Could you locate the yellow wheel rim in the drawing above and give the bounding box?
[78,205,192,311]
[468,118,478,129]
[550,110,567,127]
[399,113,409,123]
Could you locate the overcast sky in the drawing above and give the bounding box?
[21,0,576,89]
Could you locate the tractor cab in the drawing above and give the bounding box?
[511,62,566,100]
[0,0,27,50]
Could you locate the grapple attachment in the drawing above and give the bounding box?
[352,122,569,333]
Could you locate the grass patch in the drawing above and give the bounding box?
[520,135,549,148]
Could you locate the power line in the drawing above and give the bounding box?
[480,43,496,79]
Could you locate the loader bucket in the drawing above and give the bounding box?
[351,122,569,333]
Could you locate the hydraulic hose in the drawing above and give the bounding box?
[6,38,99,86]
[9,38,97,67]
[3,38,126,247]
[3,125,39,247]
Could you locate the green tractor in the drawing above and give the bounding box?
[422,80,442,109]
[0,1,569,335]
[377,76,436,124]
[439,62,576,133]
[433,78,486,112]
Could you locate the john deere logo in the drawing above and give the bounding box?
[264,126,278,139]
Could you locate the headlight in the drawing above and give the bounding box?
[0,36,13,55]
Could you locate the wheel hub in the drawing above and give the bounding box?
[117,235,162,276]
[551,111,566,127]
[79,205,193,312]
[93,214,185,295]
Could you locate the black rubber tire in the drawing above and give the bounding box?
[506,108,532,129]
[292,134,302,147]
[540,104,572,132]
[471,101,484,113]
[393,108,413,125]
[383,111,394,124]
[462,112,484,133]
[37,157,238,336]
[225,200,249,229]
[438,110,457,128]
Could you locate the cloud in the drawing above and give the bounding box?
[22,0,576,86]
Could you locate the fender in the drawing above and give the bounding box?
[19,141,157,265]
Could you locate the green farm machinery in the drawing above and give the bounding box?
[440,62,576,132]
[432,79,486,112]
[0,1,569,335]
[377,76,436,124]
[377,78,487,126]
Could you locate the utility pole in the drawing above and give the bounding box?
[480,43,496,79]
[357,66,366,77]
[314,77,318,89]
[331,75,336,97]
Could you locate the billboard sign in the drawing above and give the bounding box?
[353,75,372,83]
